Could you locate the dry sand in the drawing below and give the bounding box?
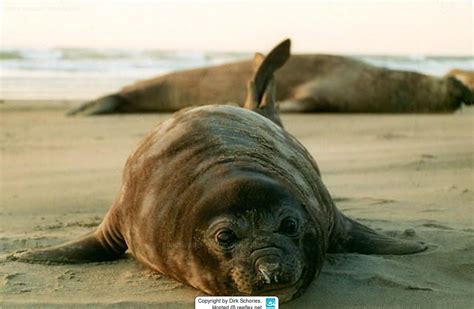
[1,102,473,308]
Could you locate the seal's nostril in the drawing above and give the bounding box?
[258,265,272,284]
[256,260,280,284]
[262,262,279,272]
[252,248,283,284]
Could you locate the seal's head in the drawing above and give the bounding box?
[445,76,473,107]
[190,170,321,301]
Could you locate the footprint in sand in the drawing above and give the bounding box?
[56,269,76,280]
[3,272,31,293]
[122,268,184,291]
[3,272,20,286]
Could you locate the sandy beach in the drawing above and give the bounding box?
[1,102,473,308]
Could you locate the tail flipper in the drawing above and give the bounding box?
[244,39,291,127]
[12,223,126,264]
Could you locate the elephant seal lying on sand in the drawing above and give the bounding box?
[16,40,426,302]
[69,50,472,115]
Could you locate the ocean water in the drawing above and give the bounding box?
[0,48,472,101]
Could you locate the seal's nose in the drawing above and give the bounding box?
[255,256,281,284]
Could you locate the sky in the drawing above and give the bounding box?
[0,0,473,55]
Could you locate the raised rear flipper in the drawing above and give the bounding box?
[244,39,291,127]
[329,213,427,255]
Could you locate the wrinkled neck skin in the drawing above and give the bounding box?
[112,106,337,301]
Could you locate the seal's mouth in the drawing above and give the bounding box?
[253,265,302,296]
[228,264,302,297]
[252,252,302,292]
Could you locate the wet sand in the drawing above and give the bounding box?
[1,102,473,308]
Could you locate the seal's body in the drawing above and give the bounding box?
[17,40,426,302]
[281,59,472,113]
[109,105,324,299]
[69,54,472,115]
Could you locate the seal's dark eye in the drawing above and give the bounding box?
[216,229,238,249]
[279,217,299,236]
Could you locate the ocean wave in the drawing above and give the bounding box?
[60,48,132,60]
[0,47,250,62]
[356,55,473,76]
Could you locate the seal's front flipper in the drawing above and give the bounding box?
[244,39,291,127]
[13,228,127,264]
[67,94,124,116]
[329,214,427,255]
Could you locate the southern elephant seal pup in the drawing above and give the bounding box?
[16,40,426,302]
[68,51,472,115]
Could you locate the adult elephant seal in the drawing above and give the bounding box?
[15,40,426,302]
[281,62,472,113]
[68,52,472,115]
